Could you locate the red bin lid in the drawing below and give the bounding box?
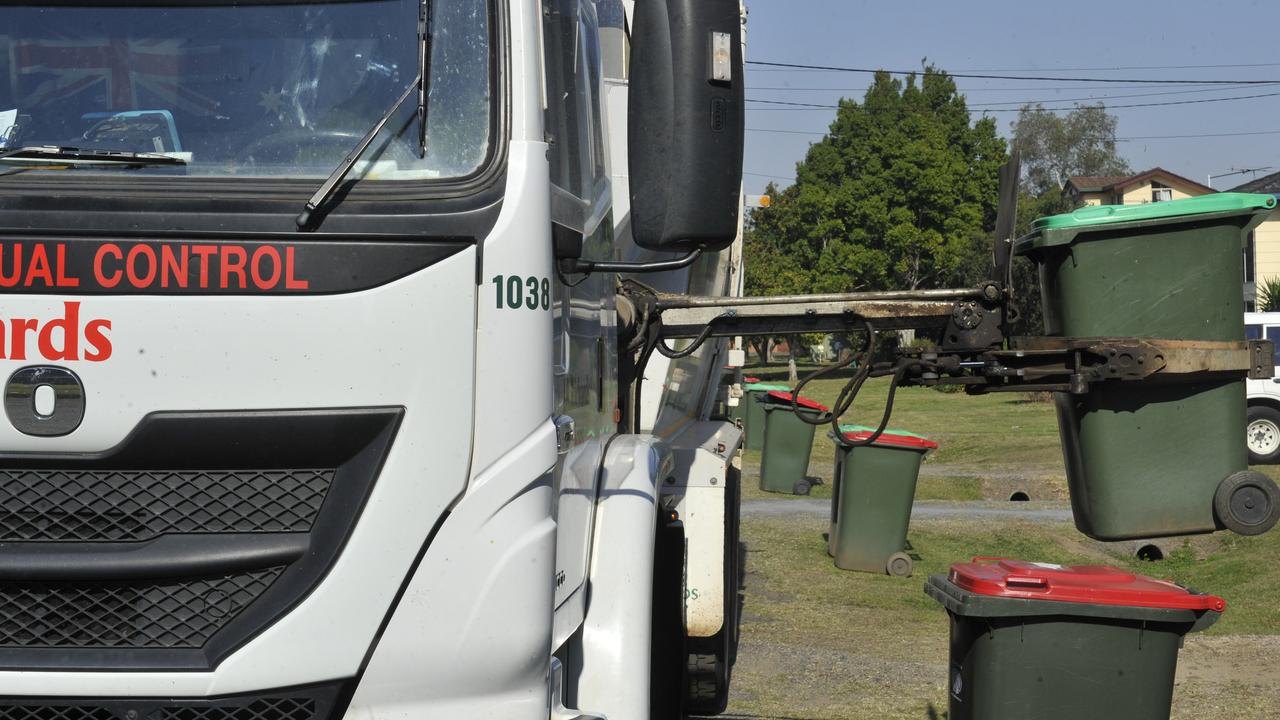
[839,424,938,451]
[743,376,761,383]
[764,390,830,412]
[948,557,1226,612]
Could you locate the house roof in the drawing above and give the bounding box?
[1065,167,1215,195]
[1229,169,1280,195]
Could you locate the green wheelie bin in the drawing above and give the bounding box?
[1015,193,1280,539]
[926,557,1224,720]
[758,391,828,495]
[742,382,791,451]
[828,425,937,576]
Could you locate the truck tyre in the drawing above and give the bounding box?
[652,514,687,720]
[1247,405,1280,464]
[1214,470,1280,536]
[685,465,744,715]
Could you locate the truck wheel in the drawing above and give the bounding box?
[685,465,743,716]
[1214,470,1280,536]
[1247,406,1280,464]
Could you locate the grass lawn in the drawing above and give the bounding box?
[722,364,1280,719]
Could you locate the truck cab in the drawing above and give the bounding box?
[1245,312,1280,463]
[0,1,745,719]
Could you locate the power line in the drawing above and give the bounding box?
[745,60,1280,85]
[749,62,1280,74]
[749,84,1256,91]
[745,126,1280,141]
[745,171,797,181]
[746,83,1275,107]
[745,90,1280,113]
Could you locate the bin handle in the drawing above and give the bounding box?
[1005,575,1049,591]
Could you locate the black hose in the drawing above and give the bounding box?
[655,323,714,359]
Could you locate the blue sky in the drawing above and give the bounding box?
[743,0,1280,196]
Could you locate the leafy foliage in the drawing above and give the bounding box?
[1011,103,1131,196]
[1257,276,1280,312]
[744,66,1007,298]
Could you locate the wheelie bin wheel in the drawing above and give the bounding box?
[886,551,914,577]
[1214,470,1280,536]
[792,478,812,496]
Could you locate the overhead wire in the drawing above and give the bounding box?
[745,60,1280,85]
[746,90,1280,112]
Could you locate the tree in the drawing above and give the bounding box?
[1012,103,1130,197]
[744,66,1007,300]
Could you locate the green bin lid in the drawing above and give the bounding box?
[744,382,790,392]
[1016,192,1276,253]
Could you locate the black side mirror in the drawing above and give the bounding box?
[628,0,744,254]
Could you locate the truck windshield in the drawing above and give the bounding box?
[0,0,490,180]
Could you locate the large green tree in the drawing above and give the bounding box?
[745,67,1007,298]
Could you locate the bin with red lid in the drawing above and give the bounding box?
[827,424,938,575]
[925,557,1225,720]
[757,390,829,495]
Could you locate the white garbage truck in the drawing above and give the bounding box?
[3,2,1277,718]
[0,0,750,718]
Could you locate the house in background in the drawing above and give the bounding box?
[1065,167,1216,208]
[1230,171,1280,311]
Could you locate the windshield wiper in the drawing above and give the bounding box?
[0,145,187,167]
[296,0,431,231]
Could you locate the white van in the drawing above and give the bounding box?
[1246,312,1280,463]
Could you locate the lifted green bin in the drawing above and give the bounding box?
[758,391,828,495]
[926,557,1224,720]
[742,382,790,451]
[828,425,937,576]
[1016,193,1280,539]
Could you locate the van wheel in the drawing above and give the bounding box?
[1247,406,1280,464]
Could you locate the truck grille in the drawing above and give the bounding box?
[0,469,333,542]
[0,409,400,671]
[0,681,346,720]
[0,569,283,649]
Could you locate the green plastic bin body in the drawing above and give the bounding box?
[758,401,823,494]
[829,426,935,573]
[1016,193,1276,539]
[743,383,789,451]
[925,560,1223,720]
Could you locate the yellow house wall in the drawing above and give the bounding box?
[1119,180,1204,204]
[1254,211,1280,284]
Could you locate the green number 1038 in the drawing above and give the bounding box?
[492,275,550,311]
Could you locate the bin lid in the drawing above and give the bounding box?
[744,382,791,392]
[948,557,1226,612]
[763,390,829,412]
[838,424,938,451]
[743,376,761,383]
[1016,192,1276,253]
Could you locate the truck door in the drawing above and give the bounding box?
[543,0,617,612]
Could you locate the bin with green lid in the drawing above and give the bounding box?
[742,382,791,451]
[757,391,828,495]
[827,425,937,576]
[926,557,1225,720]
[1016,193,1280,539]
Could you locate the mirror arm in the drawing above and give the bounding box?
[559,248,703,275]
